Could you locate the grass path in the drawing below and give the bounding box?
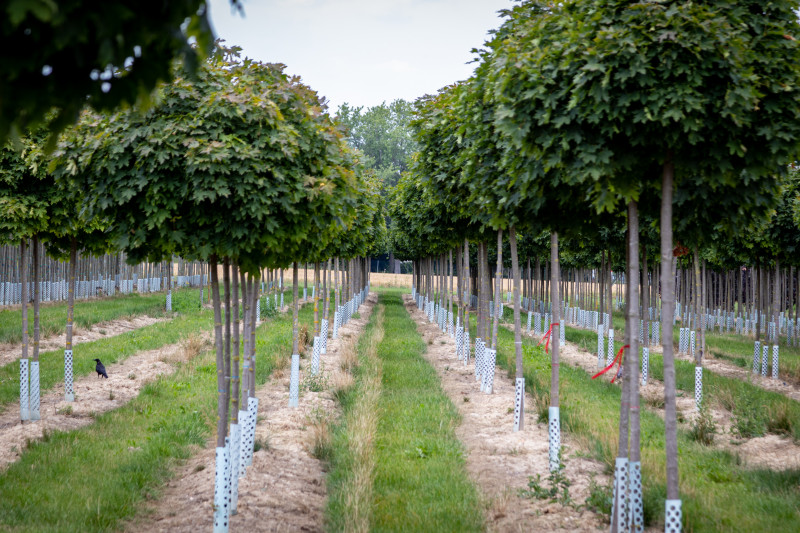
[368,290,483,532]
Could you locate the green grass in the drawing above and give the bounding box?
[565,325,800,442]
[0,289,193,345]
[0,309,211,412]
[483,315,800,531]
[370,289,483,532]
[0,296,317,533]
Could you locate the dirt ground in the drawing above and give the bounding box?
[0,315,167,367]
[127,294,377,533]
[404,295,612,532]
[0,332,207,469]
[547,328,800,471]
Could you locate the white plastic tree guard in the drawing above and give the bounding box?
[607,329,615,366]
[629,460,644,532]
[321,319,329,354]
[761,345,769,377]
[694,366,703,411]
[289,353,300,407]
[243,396,259,467]
[612,456,629,532]
[166,291,172,312]
[513,377,524,432]
[463,330,470,365]
[483,349,496,394]
[772,345,779,379]
[753,341,761,374]
[20,358,29,420]
[310,336,321,375]
[548,406,560,472]
[455,326,463,360]
[30,361,40,420]
[213,438,231,533]
[665,499,683,533]
[229,423,241,514]
[641,347,649,386]
[597,326,605,368]
[527,311,532,333]
[64,349,74,402]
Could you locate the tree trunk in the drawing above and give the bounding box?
[510,227,524,430]
[292,263,300,354]
[549,232,562,468]
[661,159,680,501]
[249,272,259,396]
[626,201,642,531]
[210,257,226,447]
[65,238,77,402]
[491,229,503,349]
[222,260,232,438]
[232,264,240,424]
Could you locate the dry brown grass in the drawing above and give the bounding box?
[306,407,334,461]
[162,333,210,363]
[298,324,310,355]
[339,336,358,373]
[340,304,385,533]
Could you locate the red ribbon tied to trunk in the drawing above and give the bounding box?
[539,323,559,354]
[592,344,629,384]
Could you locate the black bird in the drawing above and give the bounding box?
[93,358,108,379]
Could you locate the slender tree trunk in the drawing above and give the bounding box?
[210,257,226,447]
[232,264,240,424]
[249,272,259,396]
[626,201,642,531]
[314,262,320,336]
[292,263,300,354]
[510,227,524,429]
[661,159,680,501]
[222,260,232,438]
[65,238,77,401]
[549,232,562,466]
[492,229,503,349]
[464,240,471,346]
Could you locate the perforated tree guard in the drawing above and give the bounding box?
[772,345,779,379]
[629,461,644,532]
[753,341,761,374]
[30,361,40,420]
[597,326,605,368]
[19,358,29,421]
[694,366,703,411]
[311,336,321,375]
[213,441,231,533]
[548,406,561,472]
[665,500,683,533]
[463,331,470,365]
[612,457,629,532]
[607,329,615,366]
[166,291,172,312]
[513,378,524,432]
[527,311,532,333]
[321,319,329,354]
[762,345,769,377]
[243,397,258,467]
[229,423,241,513]
[289,354,300,407]
[64,349,74,402]
[642,347,649,386]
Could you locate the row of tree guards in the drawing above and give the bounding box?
[3,44,387,533]
[388,3,800,532]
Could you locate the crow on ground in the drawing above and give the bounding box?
[93,358,108,379]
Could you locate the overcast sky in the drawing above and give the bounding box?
[207,0,514,113]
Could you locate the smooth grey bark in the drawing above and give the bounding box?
[232,264,240,424]
[222,260,232,437]
[292,263,300,355]
[248,272,259,397]
[210,258,226,447]
[642,247,649,347]
[661,159,680,500]
[464,239,471,342]
[491,229,503,349]
[627,201,642,464]
[693,248,702,364]
[510,227,524,427]
[65,239,76,387]
[240,270,250,400]
[32,237,40,364]
[550,232,561,409]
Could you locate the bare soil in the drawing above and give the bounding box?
[405,296,611,532]
[0,315,168,367]
[0,332,208,469]
[127,295,377,533]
